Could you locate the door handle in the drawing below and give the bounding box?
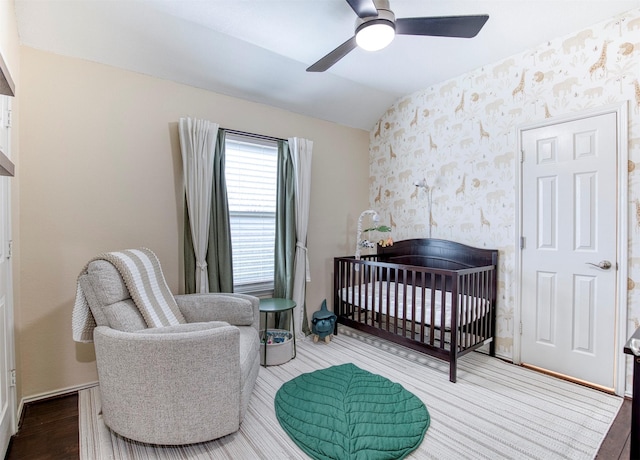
[586,260,612,270]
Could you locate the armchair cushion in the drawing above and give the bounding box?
[137,321,231,335]
[103,299,146,332]
[86,260,130,306]
[175,294,255,326]
[78,271,147,332]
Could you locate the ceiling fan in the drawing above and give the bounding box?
[307,0,489,72]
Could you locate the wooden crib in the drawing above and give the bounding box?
[333,238,498,382]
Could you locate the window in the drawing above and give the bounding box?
[225,133,278,296]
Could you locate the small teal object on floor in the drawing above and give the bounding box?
[311,299,337,344]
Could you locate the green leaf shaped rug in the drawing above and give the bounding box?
[274,363,430,460]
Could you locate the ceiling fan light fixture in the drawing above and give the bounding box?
[356,20,395,51]
[307,0,488,72]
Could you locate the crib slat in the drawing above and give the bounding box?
[476,271,483,342]
[429,273,436,347]
[419,272,426,343]
[388,266,394,332]
[479,271,484,341]
[409,270,416,341]
[440,274,448,350]
[467,273,472,349]
[400,267,404,335]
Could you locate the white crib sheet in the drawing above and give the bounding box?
[340,282,488,329]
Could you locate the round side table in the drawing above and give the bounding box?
[259,298,296,367]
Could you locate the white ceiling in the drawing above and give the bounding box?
[14,0,640,130]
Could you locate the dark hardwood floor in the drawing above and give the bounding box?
[597,397,633,460]
[5,393,78,460]
[2,392,634,459]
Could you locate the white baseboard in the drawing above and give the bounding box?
[16,381,98,426]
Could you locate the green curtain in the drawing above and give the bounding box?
[184,129,234,293]
[274,140,296,328]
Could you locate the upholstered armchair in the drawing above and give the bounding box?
[77,257,261,445]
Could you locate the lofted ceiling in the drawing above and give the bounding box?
[14,0,640,130]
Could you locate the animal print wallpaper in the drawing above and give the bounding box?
[368,7,640,392]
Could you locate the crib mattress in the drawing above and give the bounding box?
[340,282,488,329]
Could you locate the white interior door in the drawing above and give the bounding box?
[520,110,619,390]
[0,95,15,456]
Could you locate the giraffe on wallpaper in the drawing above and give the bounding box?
[512,69,527,99]
[429,211,437,232]
[455,91,465,116]
[429,134,438,152]
[374,120,381,138]
[456,174,466,199]
[633,79,640,113]
[480,208,491,230]
[479,121,490,141]
[410,108,419,128]
[374,185,382,205]
[589,40,611,78]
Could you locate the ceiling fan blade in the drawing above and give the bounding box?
[396,15,489,38]
[346,0,378,18]
[306,36,358,72]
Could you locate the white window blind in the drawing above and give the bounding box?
[225,133,278,295]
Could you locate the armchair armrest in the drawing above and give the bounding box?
[93,324,241,444]
[174,293,260,332]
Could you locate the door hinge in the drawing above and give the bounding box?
[6,109,11,129]
[7,240,12,259]
[520,149,525,163]
[519,322,523,335]
[520,236,525,249]
[10,369,15,387]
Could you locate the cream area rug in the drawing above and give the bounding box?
[80,326,622,460]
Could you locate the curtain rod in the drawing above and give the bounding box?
[223,128,285,143]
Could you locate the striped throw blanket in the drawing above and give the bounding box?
[72,248,185,343]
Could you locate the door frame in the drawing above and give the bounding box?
[2,176,15,447]
[1,96,15,452]
[0,95,15,457]
[514,101,628,396]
